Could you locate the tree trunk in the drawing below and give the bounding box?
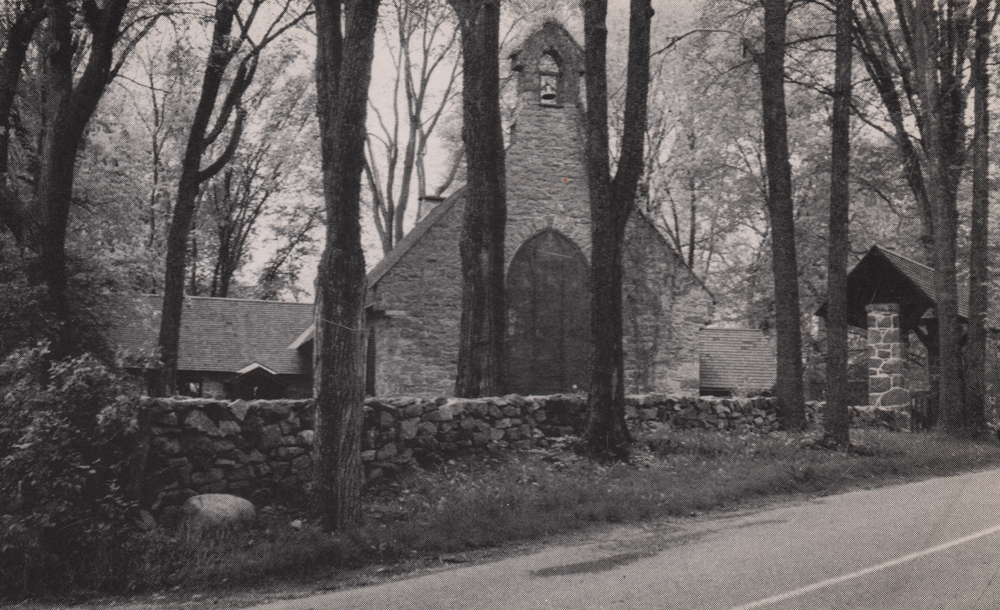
[448,0,506,398]
[966,0,991,433]
[905,0,968,434]
[157,0,248,396]
[36,0,130,356]
[581,0,653,460]
[312,0,380,532]
[754,0,805,429]
[823,0,853,448]
[0,0,45,243]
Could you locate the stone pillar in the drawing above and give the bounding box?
[867,303,910,407]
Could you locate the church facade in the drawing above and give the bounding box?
[361,22,714,397]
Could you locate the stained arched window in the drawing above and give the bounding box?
[539,52,560,105]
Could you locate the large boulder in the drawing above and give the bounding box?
[180,493,256,531]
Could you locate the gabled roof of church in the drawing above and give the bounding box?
[630,205,716,301]
[368,186,468,288]
[699,327,776,393]
[109,294,313,375]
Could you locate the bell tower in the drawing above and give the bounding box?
[504,21,591,264]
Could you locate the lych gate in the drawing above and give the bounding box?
[819,244,973,424]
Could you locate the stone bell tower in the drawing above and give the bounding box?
[504,22,591,262]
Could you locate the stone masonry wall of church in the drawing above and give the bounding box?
[504,104,592,264]
[369,198,467,397]
[623,214,714,394]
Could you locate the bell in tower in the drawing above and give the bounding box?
[539,52,560,105]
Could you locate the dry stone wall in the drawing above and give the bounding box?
[142,394,914,516]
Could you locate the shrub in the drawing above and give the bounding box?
[0,343,146,599]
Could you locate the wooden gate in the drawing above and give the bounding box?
[506,229,590,394]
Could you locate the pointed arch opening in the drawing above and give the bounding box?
[506,229,590,394]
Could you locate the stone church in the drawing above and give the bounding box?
[344,21,714,397]
[115,21,715,400]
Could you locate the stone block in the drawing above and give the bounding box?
[495,418,513,429]
[376,443,398,460]
[402,403,425,418]
[425,406,454,422]
[259,424,283,450]
[419,421,438,436]
[230,465,255,481]
[379,410,396,427]
[217,420,242,436]
[869,376,891,394]
[460,416,478,430]
[291,455,312,472]
[277,446,306,458]
[184,409,222,437]
[472,432,491,445]
[488,404,504,419]
[361,450,377,462]
[152,411,179,427]
[297,429,315,446]
[248,449,267,463]
[878,387,910,408]
[214,458,237,468]
[502,405,520,417]
[280,435,298,446]
[153,436,182,456]
[190,469,225,486]
[228,399,250,421]
[489,428,505,441]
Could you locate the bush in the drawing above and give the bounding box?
[0,343,146,599]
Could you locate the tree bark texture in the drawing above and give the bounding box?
[581,0,652,459]
[312,0,380,531]
[753,0,805,429]
[448,0,506,398]
[904,0,968,434]
[966,0,991,433]
[157,0,250,396]
[823,0,853,448]
[36,0,130,356]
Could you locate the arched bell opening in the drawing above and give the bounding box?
[506,229,590,394]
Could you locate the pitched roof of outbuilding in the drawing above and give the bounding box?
[109,295,313,375]
[816,244,972,329]
[699,328,776,393]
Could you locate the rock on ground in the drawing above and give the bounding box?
[181,493,256,530]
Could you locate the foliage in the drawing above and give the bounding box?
[0,344,146,599]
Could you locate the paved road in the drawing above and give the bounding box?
[250,468,1000,609]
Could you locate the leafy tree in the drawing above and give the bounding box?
[156,0,309,396]
[313,0,381,531]
[580,0,653,459]
[447,0,506,398]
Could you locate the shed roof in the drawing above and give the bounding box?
[699,328,776,394]
[109,295,313,375]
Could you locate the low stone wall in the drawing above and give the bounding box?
[141,394,909,516]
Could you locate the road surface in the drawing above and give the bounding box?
[247,467,1000,609]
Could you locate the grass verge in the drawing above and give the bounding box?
[16,427,1000,602]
